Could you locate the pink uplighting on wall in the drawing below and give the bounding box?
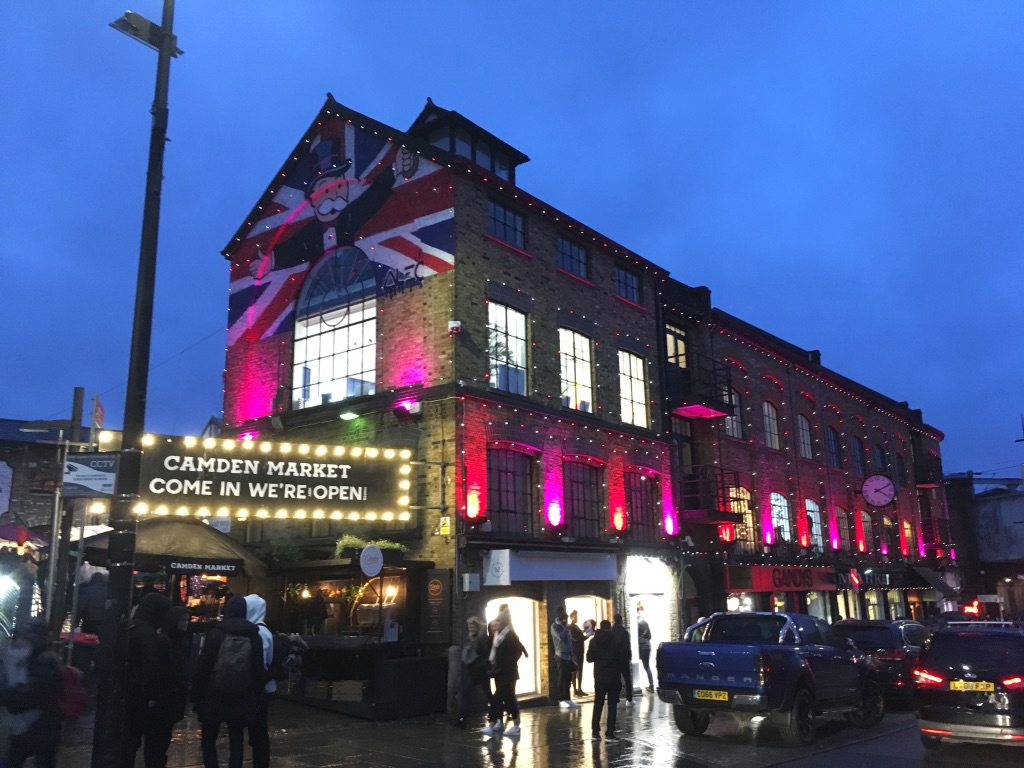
[238,431,259,442]
[546,500,563,527]
[612,507,626,532]
[661,484,678,537]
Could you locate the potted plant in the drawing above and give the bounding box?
[334,534,368,559]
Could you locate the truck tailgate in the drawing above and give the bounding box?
[658,642,764,692]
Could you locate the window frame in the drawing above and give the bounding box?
[731,487,755,545]
[805,499,824,554]
[762,401,782,450]
[558,328,594,413]
[723,388,744,439]
[770,492,792,542]
[852,437,867,476]
[487,200,525,250]
[836,507,851,551]
[563,459,604,541]
[614,266,641,304]
[624,470,659,544]
[556,237,589,280]
[617,350,648,428]
[826,426,843,469]
[797,415,813,459]
[486,446,536,536]
[487,302,528,396]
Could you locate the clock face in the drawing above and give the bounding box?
[861,473,897,507]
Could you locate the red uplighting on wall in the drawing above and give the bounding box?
[612,507,626,532]
[466,488,482,520]
[719,524,735,542]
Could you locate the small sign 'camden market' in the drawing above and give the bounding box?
[135,435,413,521]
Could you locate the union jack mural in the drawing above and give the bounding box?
[226,113,455,347]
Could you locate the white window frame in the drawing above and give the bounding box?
[558,328,593,412]
[770,492,792,542]
[763,401,781,450]
[618,350,648,428]
[292,297,376,409]
[723,388,743,439]
[488,302,528,395]
[805,500,824,553]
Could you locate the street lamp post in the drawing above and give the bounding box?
[93,2,180,766]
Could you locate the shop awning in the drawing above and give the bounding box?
[75,518,266,579]
[910,566,959,600]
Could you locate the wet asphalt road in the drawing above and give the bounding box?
[58,693,1021,767]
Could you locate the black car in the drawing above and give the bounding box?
[914,622,1024,749]
[833,619,929,705]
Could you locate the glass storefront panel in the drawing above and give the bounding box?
[806,591,831,622]
[565,594,610,695]
[726,593,755,612]
[865,590,883,620]
[486,597,540,696]
[887,590,906,618]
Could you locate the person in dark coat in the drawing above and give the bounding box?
[568,610,586,697]
[0,616,63,768]
[143,606,192,768]
[612,613,634,705]
[482,605,527,737]
[191,595,264,768]
[123,592,172,768]
[76,571,108,635]
[636,605,655,692]
[587,619,627,742]
[456,616,491,727]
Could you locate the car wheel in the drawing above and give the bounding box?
[778,688,815,747]
[848,680,885,728]
[672,705,711,736]
[920,733,941,751]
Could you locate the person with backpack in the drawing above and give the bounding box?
[146,606,192,768]
[123,591,172,768]
[482,604,527,737]
[0,616,63,768]
[243,594,273,768]
[191,594,264,768]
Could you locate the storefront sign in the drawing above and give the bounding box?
[168,560,240,575]
[836,569,900,590]
[63,452,119,498]
[727,565,836,592]
[137,435,411,515]
[422,569,451,642]
[360,545,383,578]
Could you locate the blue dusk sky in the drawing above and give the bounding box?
[2,2,1021,477]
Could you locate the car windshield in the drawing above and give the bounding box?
[702,615,789,644]
[834,627,897,649]
[926,633,1024,671]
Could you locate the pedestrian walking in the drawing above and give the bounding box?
[587,619,627,743]
[568,610,586,697]
[549,605,577,708]
[146,606,192,768]
[0,617,63,768]
[482,605,527,737]
[244,595,274,768]
[456,616,491,728]
[636,604,655,692]
[611,613,634,705]
[191,594,264,768]
[123,591,172,768]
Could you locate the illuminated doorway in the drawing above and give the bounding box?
[565,594,610,695]
[485,597,541,696]
[625,555,673,690]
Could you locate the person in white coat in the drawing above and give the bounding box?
[244,595,274,768]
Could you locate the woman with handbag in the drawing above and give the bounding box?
[482,605,527,737]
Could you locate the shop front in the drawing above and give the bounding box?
[724,564,837,619]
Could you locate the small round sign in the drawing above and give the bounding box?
[360,545,383,578]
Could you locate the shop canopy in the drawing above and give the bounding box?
[75,518,266,579]
[910,566,960,600]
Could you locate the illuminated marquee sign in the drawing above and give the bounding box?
[136,435,413,521]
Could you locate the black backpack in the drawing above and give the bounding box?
[262,627,307,681]
[211,634,253,693]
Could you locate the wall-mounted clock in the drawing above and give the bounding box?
[861,473,897,507]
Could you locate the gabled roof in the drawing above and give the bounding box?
[406,97,530,168]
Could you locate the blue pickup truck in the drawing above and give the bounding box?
[656,612,884,745]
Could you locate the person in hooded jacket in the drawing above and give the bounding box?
[123,592,172,768]
[243,595,274,768]
[587,619,627,743]
[482,605,527,737]
[191,595,264,768]
[0,617,62,768]
[143,606,192,768]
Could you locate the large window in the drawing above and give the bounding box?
[723,388,744,439]
[618,350,648,428]
[731,487,755,545]
[488,302,528,395]
[836,507,851,551]
[826,426,843,468]
[770,492,792,543]
[805,500,824,554]
[859,510,874,552]
[615,266,640,304]
[762,401,781,450]
[558,329,593,412]
[665,325,687,370]
[902,519,915,554]
[894,453,907,487]
[852,437,867,475]
[487,200,524,249]
[625,471,659,544]
[881,515,896,554]
[486,447,535,536]
[873,443,888,471]
[557,238,588,280]
[797,415,813,459]
[564,461,603,540]
[292,247,377,410]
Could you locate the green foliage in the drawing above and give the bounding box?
[334,534,368,558]
[367,539,408,553]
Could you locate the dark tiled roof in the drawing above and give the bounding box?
[0,418,95,445]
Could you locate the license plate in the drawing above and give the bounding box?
[694,689,729,701]
[949,680,994,692]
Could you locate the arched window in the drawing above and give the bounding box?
[826,427,843,468]
[859,510,874,552]
[797,415,813,459]
[723,388,744,439]
[873,443,888,471]
[770,492,792,542]
[805,500,824,554]
[852,437,867,476]
[763,402,781,450]
[835,507,851,551]
[487,446,536,536]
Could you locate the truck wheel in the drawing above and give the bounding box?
[778,688,815,747]
[847,680,885,728]
[672,705,711,736]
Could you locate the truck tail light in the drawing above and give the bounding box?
[1002,676,1024,690]
[754,653,771,687]
[913,669,944,687]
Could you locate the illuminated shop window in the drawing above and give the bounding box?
[486,447,535,537]
[292,246,376,410]
[487,200,524,249]
[488,302,528,395]
[557,238,588,280]
[618,350,648,428]
[762,402,781,450]
[770,492,792,542]
[797,415,813,459]
[558,328,593,412]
